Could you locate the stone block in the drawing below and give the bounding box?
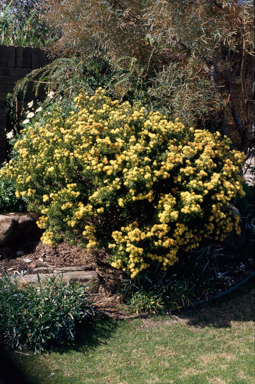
[17,271,100,293]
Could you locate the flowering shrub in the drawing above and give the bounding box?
[1,89,246,278]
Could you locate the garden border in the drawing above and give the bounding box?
[174,271,255,313]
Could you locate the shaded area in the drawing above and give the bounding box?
[51,313,120,355]
[0,344,34,384]
[147,277,255,329]
[183,276,255,328]
[10,315,120,384]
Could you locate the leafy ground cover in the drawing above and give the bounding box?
[9,278,255,384]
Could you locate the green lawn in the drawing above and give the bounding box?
[12,280,255,384]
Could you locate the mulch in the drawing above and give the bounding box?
[0,232,254,319]
[0,234,89,275]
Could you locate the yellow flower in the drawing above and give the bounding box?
[43,195,49,202]
[118,198,124,207]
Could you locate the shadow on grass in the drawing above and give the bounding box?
[6,278,254,384]
[0,343,36,384]
[8,314,121,384]
[171,276,255,329]
[48,312,121,355]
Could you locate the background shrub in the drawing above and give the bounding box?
[234,182,255,218]
[0,272,93,353]
[1,89,246,278]
[0,0,54,47]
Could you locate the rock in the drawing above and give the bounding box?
[17,276,29,288]
[53,264,93,272]
[30,262,37,268]
[16,270,100,293]
[0,216,18,245]
[30,264,93,274]
[0,213,40,246]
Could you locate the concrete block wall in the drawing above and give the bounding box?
[0,45,50,163]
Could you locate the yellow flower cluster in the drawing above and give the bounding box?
[0,88,246,278]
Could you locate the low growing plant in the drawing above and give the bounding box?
[1,88,246,278]
[0,271,93,353]
[123,244,224,314]
[125,289,165,315]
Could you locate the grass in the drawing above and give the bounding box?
[9,277,255,384]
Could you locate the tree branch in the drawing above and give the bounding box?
[241,38,248,101]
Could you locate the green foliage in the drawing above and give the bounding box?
[0,178,27,212]
[0,1,54,47]
[234,183,255,218]
[123,244,223,314]
[125,289,165,315]
[0,271,93,353]
[6,93,18,133]
[11,55,154,116]
[1,89,246,278]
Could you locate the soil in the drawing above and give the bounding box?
[0,231,254,319]
[0,233,89,275]
[0,232,127,317]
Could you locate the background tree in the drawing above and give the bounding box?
[18,0,254,153]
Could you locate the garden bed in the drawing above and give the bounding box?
[0,230,254,318]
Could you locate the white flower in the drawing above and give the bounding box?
[22,119,30,125]
[27,112,35,118]
[35,107,43,113]
[27,100,34,108]
[47,91,55,99]
[6,131,14,139]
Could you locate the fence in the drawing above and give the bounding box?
[0,45,50,163]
